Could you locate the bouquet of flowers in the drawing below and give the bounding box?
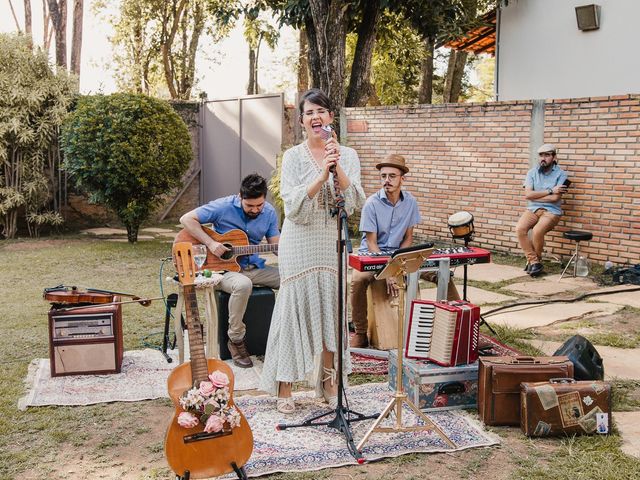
[177,370,241,434]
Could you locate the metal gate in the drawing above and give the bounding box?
[200,93,284,203]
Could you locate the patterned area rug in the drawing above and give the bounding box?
[18,349,263,410]
[221,382,499,478]
[350,333,521,375]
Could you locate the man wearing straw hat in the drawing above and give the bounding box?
[350,154,460,349]
[515,143,569,277]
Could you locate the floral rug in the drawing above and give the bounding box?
[18,349,263,410]
[350,333,520,375]
[221,382,499,478]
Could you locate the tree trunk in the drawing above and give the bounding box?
[247,48,256,94]
[9,0,21,31]
[70,0,83,78]
[345,0,379,107]
[43,0,53,53]
[418,36,435,104]
[24,0,33,41]
[47,0,67,70]
[306,0,348,113]
[126,223,139,243]
[443,49,468,103]
[160,0,188,99]
[297,27,309,93]
[303,16,321,90]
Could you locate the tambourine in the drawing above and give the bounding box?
[448,211,474,239]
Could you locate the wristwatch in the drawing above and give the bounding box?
[547,188,553,195]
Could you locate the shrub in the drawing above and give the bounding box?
[0,33,75,238]
[61,93,192,242]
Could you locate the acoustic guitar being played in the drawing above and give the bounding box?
[164,242,253,479]
[174,226,278,272]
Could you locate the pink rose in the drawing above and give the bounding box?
[204,414,225,433]
[199,381,216,397]
[433,394,448,408]
[177,412,199,429]
[208,370,230,389]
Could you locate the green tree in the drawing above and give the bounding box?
[0,33,75,239]
[96,0,233,99]
[61,94,192,242]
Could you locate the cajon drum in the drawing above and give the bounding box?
[366,279,399,350]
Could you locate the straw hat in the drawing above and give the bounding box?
[375,154,409,174]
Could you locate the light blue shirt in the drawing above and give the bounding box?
[195,195,279,269]
[524,164,568,216]
[358,189,421,253]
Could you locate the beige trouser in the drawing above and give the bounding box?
[515,209,561,264]
[350,269,460,334]
[217,265,280,342]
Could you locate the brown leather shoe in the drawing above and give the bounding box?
[350,333,369,348]
[227,338,253,368]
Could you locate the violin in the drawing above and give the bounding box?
[43,285,152,306]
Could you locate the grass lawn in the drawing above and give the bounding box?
[1,234,639,479]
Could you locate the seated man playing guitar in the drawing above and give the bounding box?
[350,154,460,348]
[180,173,280,368]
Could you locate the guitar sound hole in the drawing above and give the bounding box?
[221,244,233,260]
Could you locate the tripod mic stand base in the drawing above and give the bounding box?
[356,393,456,451]
[277,404,378,461]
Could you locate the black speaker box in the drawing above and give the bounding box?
[553,334,604,381]
[217,286,275,360]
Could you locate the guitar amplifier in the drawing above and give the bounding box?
[48,299,123,377]
[217,287,275,360]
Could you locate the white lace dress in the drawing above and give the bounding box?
[259,142,366,395]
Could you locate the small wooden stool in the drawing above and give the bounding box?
[560,230,593,279]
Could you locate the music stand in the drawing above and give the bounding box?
[357,244,456,451]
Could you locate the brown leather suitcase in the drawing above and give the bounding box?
[521,378,612,436]
[478,356,574,426]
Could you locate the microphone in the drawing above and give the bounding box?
[320,125,335,173]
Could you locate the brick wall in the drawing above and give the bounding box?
[344,95,640,266]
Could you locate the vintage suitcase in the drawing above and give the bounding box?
[521,378,612,436]
[388,349,478,412]
[553,335,604,380]
[217,286,275,360]
[478,356,574,426]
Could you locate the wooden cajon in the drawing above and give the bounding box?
[366,279,399,350]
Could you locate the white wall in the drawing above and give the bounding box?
[497,0,640,100]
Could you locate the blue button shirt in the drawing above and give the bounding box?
[195,195,280,269]
[524,164,568,216]
[358,189,421,253]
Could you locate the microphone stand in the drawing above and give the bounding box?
[277,169,377,463]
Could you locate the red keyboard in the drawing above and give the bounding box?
[348,246,491,272]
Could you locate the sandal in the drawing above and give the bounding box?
[322,367,338,409]
[277,382,295,414]
[276,397,295,414]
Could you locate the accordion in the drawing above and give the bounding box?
[405,300,480,367]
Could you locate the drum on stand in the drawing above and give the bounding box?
[448,211,474,240]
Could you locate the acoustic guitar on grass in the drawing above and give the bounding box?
[165,242,253,479]
[174,226,278,272]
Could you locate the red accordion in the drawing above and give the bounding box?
[405,300,480,367]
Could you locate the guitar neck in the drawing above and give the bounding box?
[231,243,278,256]
[183,285,209,384]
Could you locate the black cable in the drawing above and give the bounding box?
[482,285,640,319]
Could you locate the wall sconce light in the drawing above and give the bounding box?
[575,4,601,31]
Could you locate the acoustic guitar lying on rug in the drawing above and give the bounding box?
[174,226,278,272]
[165,242,253,479]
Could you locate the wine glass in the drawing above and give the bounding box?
[192,244,207,276]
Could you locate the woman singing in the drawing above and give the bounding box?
[260,89,365,413]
